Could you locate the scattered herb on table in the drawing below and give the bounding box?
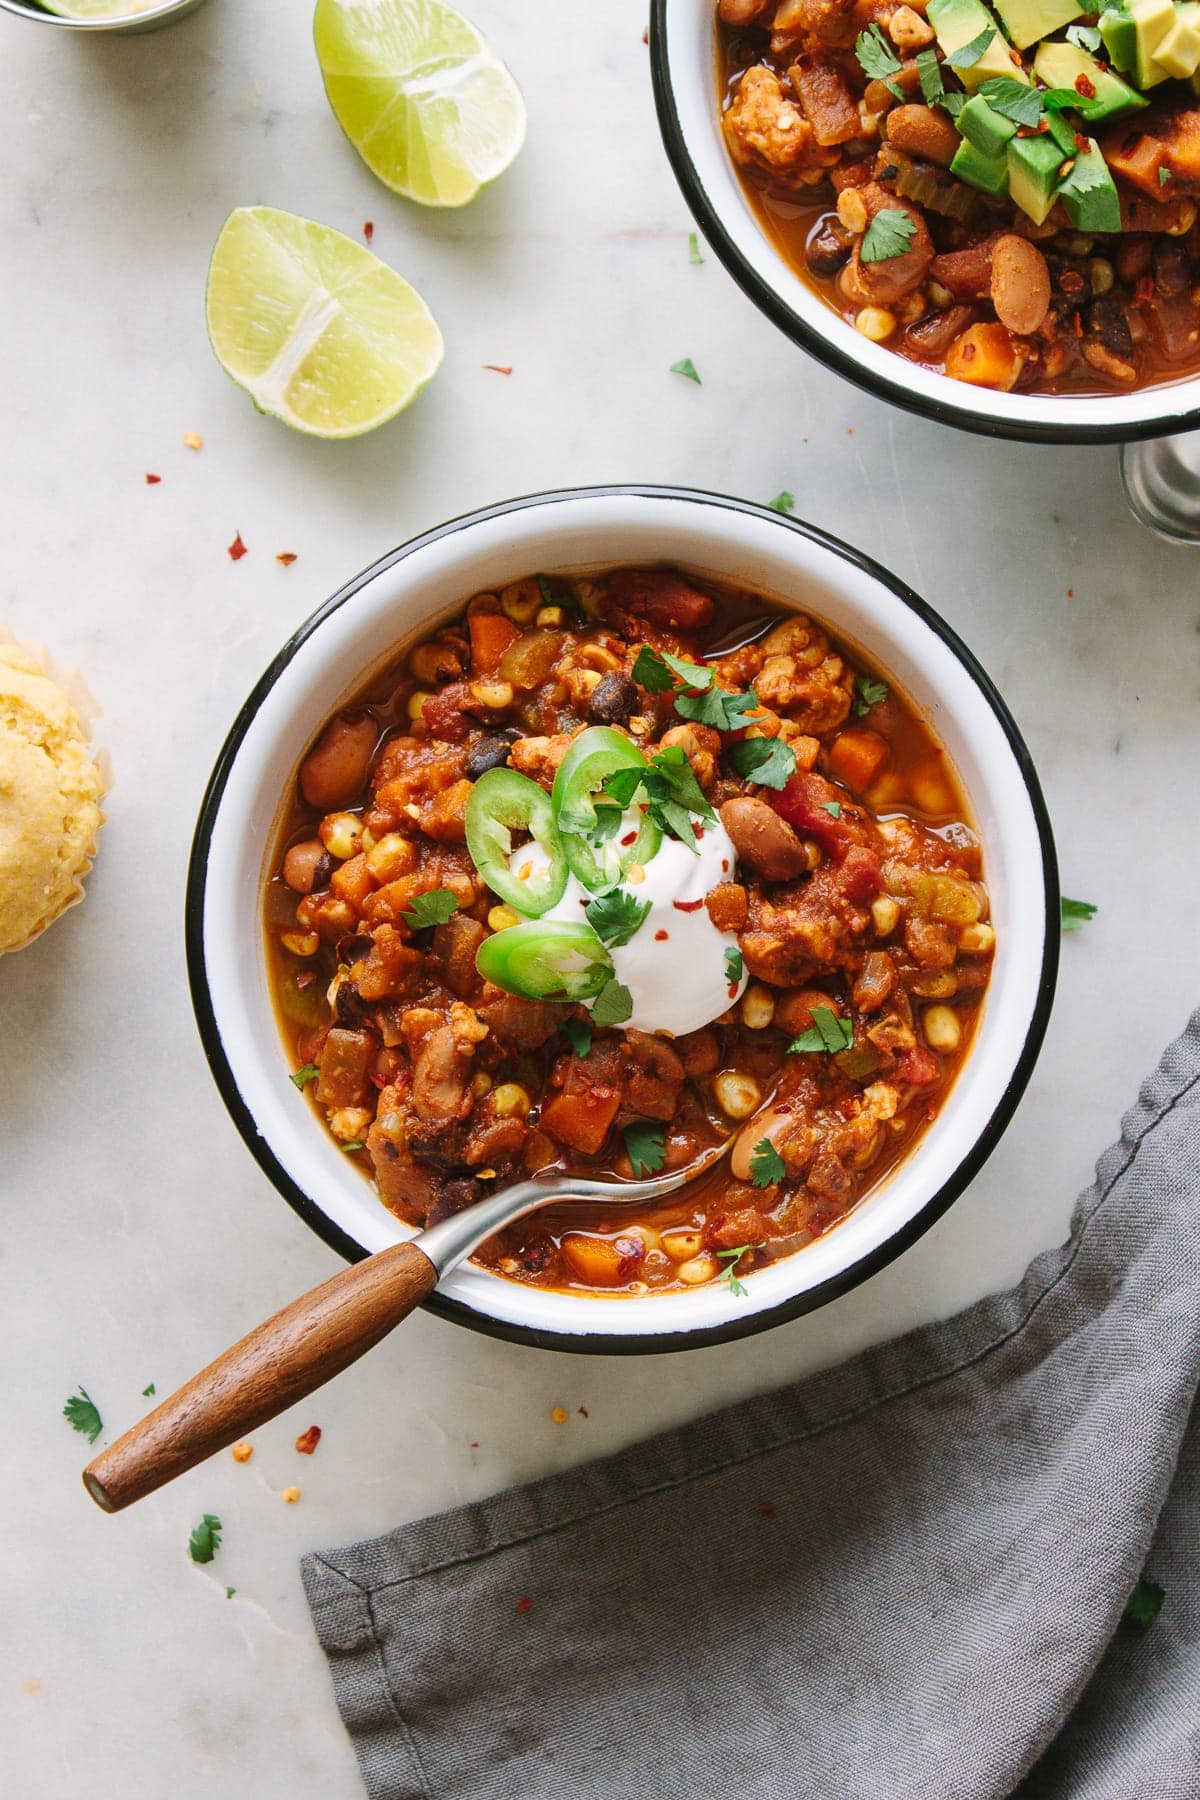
[1061,897,1098,932]
[788,1006,854,1055]
[860,209,916,265]
[749,1141,786,1189]
[400,888,460,931]
[729,736,797,791]
[63,1388,102,1444]
[717,1243,764,1296]
[290,1062,320,1090]
[591,978,633,1028]
[1123,1577,1165,1628]
[189,1514,223,1565]
[585,887,651,948]
[142,1383,156,1398]
[766,490,794,514]
[624,1119,667,1177]
[226,1587,237,1600]
[853,675,890,716]
[688,232,704,265]
[563,1017,593,1059]
[670,357,701,385]
[227,531,248,562]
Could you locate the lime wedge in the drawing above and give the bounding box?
[205,207,443,439]
[36,0,157,13]
[314,0,526,207]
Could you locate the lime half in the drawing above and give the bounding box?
[37,1,158,15]
[314,0,526,207]
[205,207,443,439]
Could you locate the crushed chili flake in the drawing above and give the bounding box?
[363,221,374,243]
[276,552,298,567]
[1067,588,1074,598]
[469,1441,479,1448]
[484,363,514,375]
[1134,275,1156,305]
[183,432,203,451]
[145,473,161,485]
[1074,132,1089,153]
[228,531,248,561]
[759,1501,775,1516]
[295,1425,322,1455]
[550,1405,569,1424]
[620,830,637,846]
[693,824,705,840]
[577,1406,589,1418]
[654,929,669,941]
[641,24,648,42]
[296,970,316,989]
[516,1596,533,1613]
[1073,311,1084,338]
[1058,159,1075,179]
[369,1070,387,1089]
[1075,73,1096,98]
[673,898,704,913]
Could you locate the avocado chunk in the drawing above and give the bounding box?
[1033,40,1148,120]
[1007,133,1065,223]
[1154,3,1200,78]
[1129,0,1175,87]
[1100,6,1137,70]
[928,0,1031,90]
[951,136,1012,193]
[992,0,1082,50]
[957,93,1020,155]
[1057,138,1122,230]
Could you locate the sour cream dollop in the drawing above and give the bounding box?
[511,818,748,1037]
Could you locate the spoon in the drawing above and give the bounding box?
[82,1147,728,1513]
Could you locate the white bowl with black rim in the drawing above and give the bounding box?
[187,486,1058,1353]
[649,0,1200,446]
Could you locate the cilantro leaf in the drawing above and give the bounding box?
[1042,86,1106,119]
[729,735,797,791]
[142,1383,156,1397]
[603,746,714,853]
[1066,21,1102,50]
[63,1387,102,1445]
[591,978,633,1027]
[1061,896,1097,932]
[821,799,842,818]
[724,945,744,987]
[631,645,677,693]
[670,357,701,385]
[341,1140,366,1152]
[716,1242,764,1297]
[189,1513,223,1565]
[649,744,715,820]
[1123,1577,1165,1628]
[660,649,715,690]
[600,765,646,808]
[563,1017,593,1058]
[226,1587,237,1600]
[852,675,889,716]
[1159,166,1173,187]
[860,209,917,265]
[916,46,945,107]
[941,91,966,117]
[766,490,795,514]
[631,644,759,736]
[788,1005,854,1055]
[585,887,651,948]
[749,1140,786,1189]
[1057,150,1121,228]
[675,682,761,731]
[945,24,996,66]
[688,231,704,265]
[290,1061,320,1090]
[400,888,460,931]
[624,1119,667,1177]
[977,77,1044,129]
[856,21,901,80]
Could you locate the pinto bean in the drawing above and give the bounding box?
[806,217,852,278]
[989,235,1051,336]
[903,304,975,360]
[849,185,933,306]
[283,839,331,895]
[299,713,378,811]
[885,105,960,170]
[719,797,811,881]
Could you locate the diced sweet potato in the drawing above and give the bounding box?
[559,1233,645,1287]
[330,853,374,910]
[540,1082,622,1156]
[944,322,1023,392]
[468,611,520,674]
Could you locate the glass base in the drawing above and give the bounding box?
[1121,433,1200,547]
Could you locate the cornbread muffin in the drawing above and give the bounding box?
[0,639,105,955]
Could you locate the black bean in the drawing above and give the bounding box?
[587,672,640,724]
[1152,237,1190,299]
[1088,296,1135,361]
[465,729,519,779]
[334,981,370,1029]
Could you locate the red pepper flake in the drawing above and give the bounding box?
[693,824,705,840]
[654,928,669,941]
[1074,132,1089,153]
[294,1425,322,1455]
[577,1406,589,1418]
[1134,274,1156,306]
[1058,159,1076,179]
[641,24,648,42]
[727,982,739,1000]
[295,970,316,990]
[721,858,729,873]
[759,1501,775,1517]
[1074,73,1096,98]
[1073,311,1084,338]
[145,472,161,485]
[277,552,298,567]
[363,221,374,243]
[228,531,248,561]
[1017,125,1035,138]
[516,1596,534,1614]
[620,830,637,846]
[484,363,513,375]
[469,1441,479,1448]
[1066,588,1074,599]
[673,898,703,913]
[369,1070,387,1089]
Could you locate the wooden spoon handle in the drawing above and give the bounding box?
[83,1240,437,1513]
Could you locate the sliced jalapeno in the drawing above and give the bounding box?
[465,768,567,917]
[475,920,613,1003]
[551,727,662,892]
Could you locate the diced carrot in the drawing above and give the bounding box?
[945,323,1022,392]
[468,611,521,673]
[825,727,889,793]
[560,1233,644,1287]
[330,852,374,910]
[539,1085,621,1156]
[1102,129,1166,200]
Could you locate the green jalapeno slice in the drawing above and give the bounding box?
[475,919,613,1003]
[550,727,662,892]
[464,768,567,917]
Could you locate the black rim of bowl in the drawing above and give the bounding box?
[185,484,1060,1355]
[648,0,1200,448]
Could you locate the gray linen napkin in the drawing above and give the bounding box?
[303,1012,1200,1800]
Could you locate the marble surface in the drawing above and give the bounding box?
[3,2,1199,1794]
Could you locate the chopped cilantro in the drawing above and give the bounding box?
[1066,21,1102,51]
[916,46,945,107]
[941,91,966,118]
[945,24,996,66]
[400,888,460,931]
[725,945,744,986]
[660,648,715,689]
[189,1514,223,1565]
[856,21,900,81]
[624,1119,667,1177]
[821,800,842,819]
[670,357,701,385]
[978,77,1044,129]
[341,1140,366,1152]
[1061,896,1097,932]
[1123,1577,1165,1628]
[142,1383,156,1397]
[1159,166,1173,187]
[748,1140,786,1189]
[788,1006,854,1055]
[603,745,715,852]
[729,735,797,791]
[860,209,916,265]
[63,1387,102,1445]
[563,1016,593,1058]
[688,232,704,265]
[852,675,889,717]
[631,645,679,693]
[766,490,795,514]
[631,644,759,734]
[676,682,761,732]
[290,1061,320,1090]
[716,1242,764,1297]
[226,1587,237,1600]
[591,978,633,1027]
[1042,86,1106,119]
[585,887,651,948]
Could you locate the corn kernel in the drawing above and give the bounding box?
[366,833,417,883]
[837,187,868,233]
[280,930,320,958]
[802,839,824,871]
[281,1486,302,1504]
[662,1229,703,1261]
[871,895,900,937]
[407,690,432,721]
[923,1005,962,1052]
[488,904,521,931]
[1089,258,1114,297]
[677,1253,719,1286]
[741,984,775,1030]
[183,431,203,450]
[960,922,995,955]
[1166,200,1196,236]
[928,279,953,309]
[855,306,898,343]
[500,580,540,624]
[535,605,564,627]
[469,679,515,710]
[231,1442,253,1464]
[472,1071,493,1097]
[329,1106,373,1142]
[318,813,363,861]
[492,1083,532,1119]
[713,1071,762,1120]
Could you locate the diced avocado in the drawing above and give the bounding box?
[1100,7,1137,71]
[1129,0,1176,87]
[1154,4,1200,77]
[1007,133,1065,223]
[992,0,1082,51]
[1033,41,1148,120]
[1057,138,1122,230]
[957,93,1019,155]
[951,136,1012,193]
[928,0,1030,90]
